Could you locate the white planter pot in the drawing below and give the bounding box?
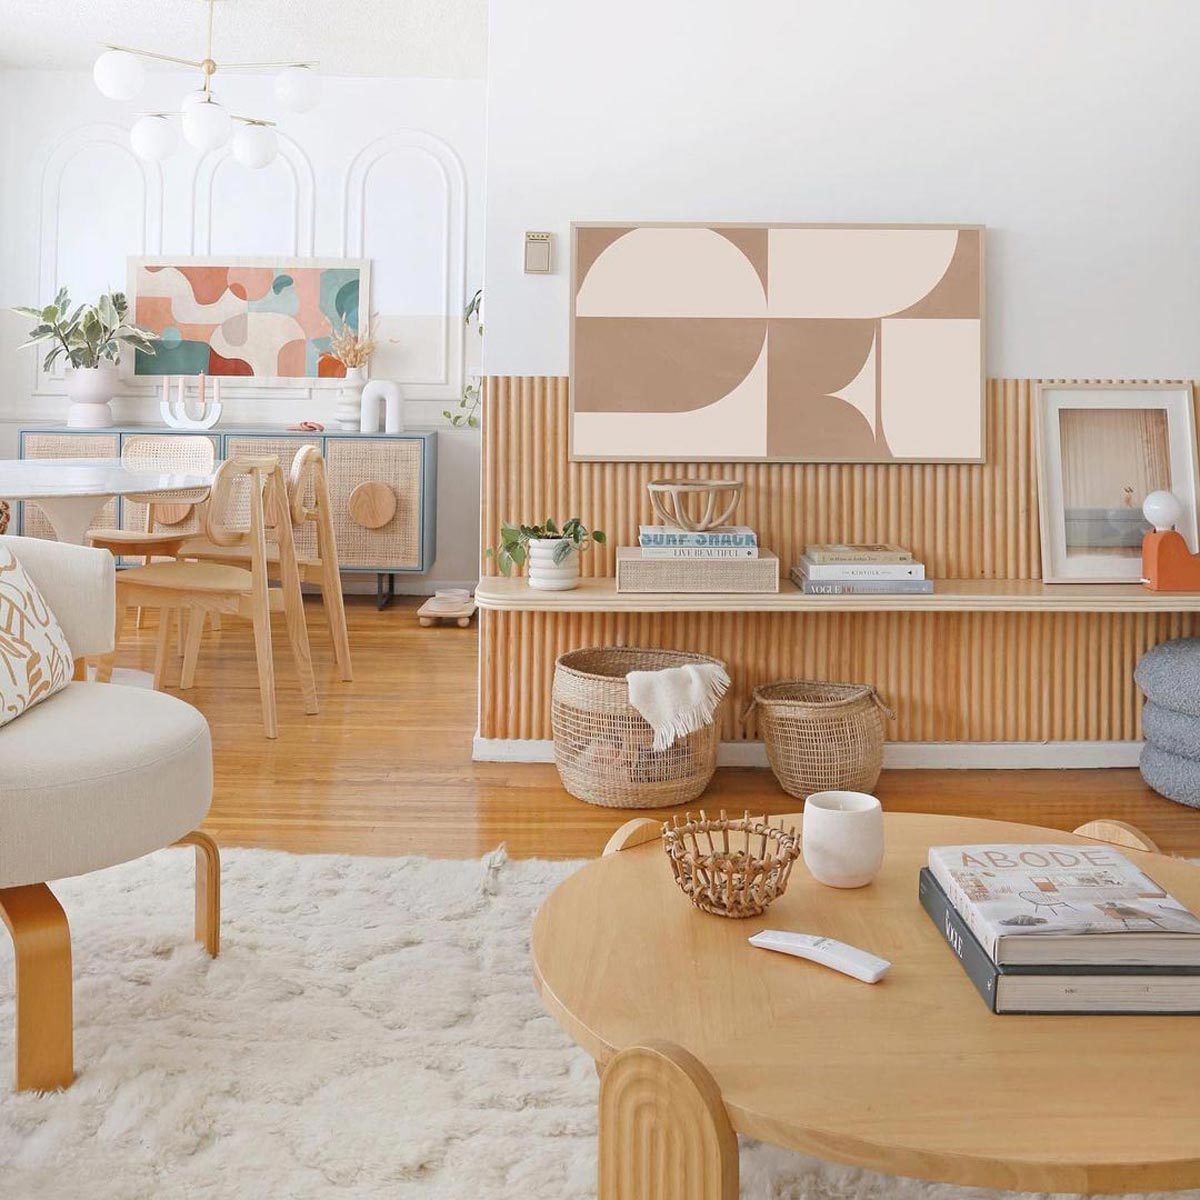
[335,366,367,430]
[527,537,580,591]
[64,365,118,428]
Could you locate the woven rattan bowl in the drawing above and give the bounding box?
[663,810,801,918]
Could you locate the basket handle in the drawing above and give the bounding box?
[869,688,897,721]
[739,696,757,725]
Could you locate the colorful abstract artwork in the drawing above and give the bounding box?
[570,223,984,463]
[127,257,370,382]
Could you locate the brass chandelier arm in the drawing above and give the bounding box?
[102,42,205,69]
[219,60,320,70]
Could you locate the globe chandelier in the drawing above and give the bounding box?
[93,0,320,168]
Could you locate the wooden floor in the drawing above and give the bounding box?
[115,597,1200,859]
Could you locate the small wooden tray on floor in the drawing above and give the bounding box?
[418,596,477,628]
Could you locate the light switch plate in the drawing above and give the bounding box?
[524,231,553,274]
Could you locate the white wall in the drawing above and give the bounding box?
[483,0,1200,379]
[0,69,485,589]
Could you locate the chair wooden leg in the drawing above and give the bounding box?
[209,613,222,633]
[249,590,278,739]
[0,884,73,1093]
[274,481,319,716]
[180,607,205,690]
[175,606,185,657]
[321,559,353,682]
[598,1041,737,1200]
[172,831,220,957]
[95,601,127,684]
[152,609,173,690]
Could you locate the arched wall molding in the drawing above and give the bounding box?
[191,130,316,256]
[343,130,468,400]
[35,123,163,393]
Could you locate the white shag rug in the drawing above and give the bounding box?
[0,847,1194,1200]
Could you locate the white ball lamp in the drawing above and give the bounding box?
[274,65,320,113]
[93,49,145,101]
[182,92,233,152]
[231,122,279,169]
[1143,490,1184,533]
[130,114,180,162]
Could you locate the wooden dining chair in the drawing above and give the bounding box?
[107,455,318,738]
[176,445,352,681]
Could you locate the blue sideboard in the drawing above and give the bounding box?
[18,425,437,602]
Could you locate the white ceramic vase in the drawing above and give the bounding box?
[64,364,118,428]
[527,537,580,591]
[335,365,367,430]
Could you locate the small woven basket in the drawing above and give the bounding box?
[551,646,725,808]
[663,810,801,918]
[746,680,895,799]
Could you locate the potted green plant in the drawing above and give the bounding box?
[14,288,158,428]
[488,517,606,591]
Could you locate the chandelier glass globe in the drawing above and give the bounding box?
[231,123,279,169]
[130,114,179,162]
[182,93,233,152]
[274,65,320,113]
[93,50,145,101]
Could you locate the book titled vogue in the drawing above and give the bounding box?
[919,869,1200,1014]
[638,525,758,549]
[927,844,1200,967]
[788,569,934,595]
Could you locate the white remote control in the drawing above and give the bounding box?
[748,930,891,983]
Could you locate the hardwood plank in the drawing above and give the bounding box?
[109,597,1200,860]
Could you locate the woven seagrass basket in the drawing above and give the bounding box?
[746,680,895,799]
[551,646,725,808]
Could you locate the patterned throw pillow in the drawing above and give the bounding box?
[0,545,74,728]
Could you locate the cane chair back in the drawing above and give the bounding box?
[122,435,215,506]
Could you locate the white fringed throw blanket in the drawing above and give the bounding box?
[626,662,731,750]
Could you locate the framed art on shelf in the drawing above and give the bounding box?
[125,256,371,387]
[569,221,985,464]
[1034,382,1200,583]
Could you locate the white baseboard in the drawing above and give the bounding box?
[472,736,1143,770]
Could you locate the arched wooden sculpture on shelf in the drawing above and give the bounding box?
[1072,819,1160,854]
[598,1041,739,1200]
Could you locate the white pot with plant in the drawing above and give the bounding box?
[487,517,606,591]
[328,319,376,430]
[14,288,158,428]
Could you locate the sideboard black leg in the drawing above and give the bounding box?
[376,572,395,610]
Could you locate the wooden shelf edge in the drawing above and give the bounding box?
[475,577,1200,614]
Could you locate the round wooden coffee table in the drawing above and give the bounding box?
[532,812,1200,1198]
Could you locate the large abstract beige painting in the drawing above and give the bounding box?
[570,222,985,462]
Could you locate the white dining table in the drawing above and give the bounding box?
[0,457,216,544]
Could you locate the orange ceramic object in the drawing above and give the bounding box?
[1142,530,1200,592]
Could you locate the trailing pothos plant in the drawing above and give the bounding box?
[14,288,158,372]
[487,517,606,575]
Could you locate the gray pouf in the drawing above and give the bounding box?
[1140,742,1200,809]
[1143,700,1200,759]
[1135,638,1200,716]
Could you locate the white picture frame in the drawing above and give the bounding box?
[124,256,371,388]
[1035,382,1199,584]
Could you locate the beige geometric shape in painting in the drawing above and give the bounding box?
[576,227,766,318]
[880,318,982,459]
[135,266,245,325]
[573,332,769,459]
[767,228,959,318]
[210,312,307,379]
[766,319,882,459]
[573,317,767,414]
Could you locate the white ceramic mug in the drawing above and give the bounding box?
[802,791,884,888]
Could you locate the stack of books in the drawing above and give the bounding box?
[616,526,779,593]
[920,843,1200,1013]
[790,543,932,595]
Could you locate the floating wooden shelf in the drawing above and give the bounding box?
[475,576,1200,614]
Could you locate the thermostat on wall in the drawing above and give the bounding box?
[524,231,553,274]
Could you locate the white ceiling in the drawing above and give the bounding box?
[0,0,487,78]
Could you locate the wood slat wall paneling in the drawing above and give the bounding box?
[478,377,1200,745]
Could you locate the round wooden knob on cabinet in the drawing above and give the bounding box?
[348,481,396,529]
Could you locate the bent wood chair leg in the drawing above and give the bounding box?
[1073,819,1161,854]
[598,1040,738,1200]
[172,831,220,957]
[179,607,205,691]
[95,602,127,684]
[0,884,74,1092]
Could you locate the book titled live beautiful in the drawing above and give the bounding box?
[927,844,1200,967]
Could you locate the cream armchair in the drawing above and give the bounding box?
[0,535,219,1092]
